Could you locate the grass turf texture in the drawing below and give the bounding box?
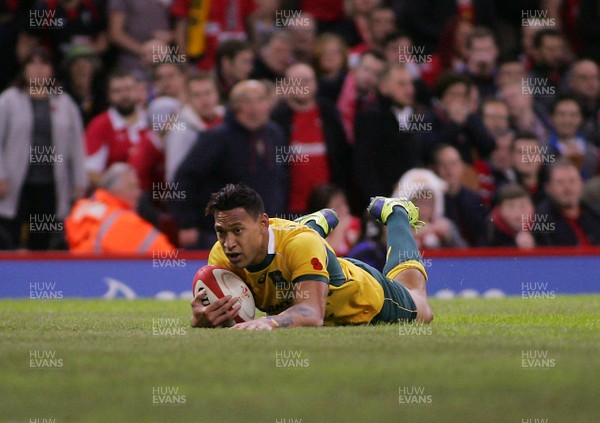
[1,296,599,423]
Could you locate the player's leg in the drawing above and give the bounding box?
[294,209,339,238]
[368,197,433,323]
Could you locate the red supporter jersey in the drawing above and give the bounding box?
[128,134,165,193]
[85,108,152,173]
[287,106,331,213]
[300,0,344,22]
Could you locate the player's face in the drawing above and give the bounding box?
[214,208,269,269]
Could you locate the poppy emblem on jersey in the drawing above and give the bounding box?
[311,258,323,270]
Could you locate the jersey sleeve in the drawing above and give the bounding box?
[207,241,228,267]
[283,231,330,284]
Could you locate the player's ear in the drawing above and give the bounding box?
[259,213,269,231]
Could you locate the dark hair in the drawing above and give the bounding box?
[434,71,472,99]
[205,183,265,219]
[15,47,54,89]
[306,184,344,212]
[216,39,252,64]
[550,95,582,115]
[497,183,530,203]
[533,28,563,50]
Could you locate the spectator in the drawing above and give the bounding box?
[65,163,174,252]
[384,32,433,108]
[172,80,287,249]
[420,15,473,88]
[129,97,181,194]
[137,38,169,86]
[498,82,550,142]
[485,183,536,248]
[85,71,151,187]
[432,144,488,246]
[463,26,500,99]
[481,98,511,138]
[288,12,318,64]
[583,176,600,210]
[152,62,188,103]
[18,0,108,69]
[495,58,526,90]
[249,30,293,82]
[546,96,599,180]
[108,0,173,71]
[0,0,25,92]
[348,5,396,66]
[354,63,423,207]
[402,0,497,55]
[0,48,87,250]
[165,74,225,183]
[171,0,256,71]
[486,132,517,200]
[528,28,571,114]
[337,50,386,143]
[564,60,600,146]
[314,33,348,103]
[578,0,600,64]
[511,134,547,205]
[298,0,345,34]
[395,168,467,249]
[246,0,278,48]
[333,0,381,49]
[270,63,352,214]
[306,184,361,256]
[215,39,255,102]
[535,159,600,246]
[62,45,106,126]
[423,72,496,164]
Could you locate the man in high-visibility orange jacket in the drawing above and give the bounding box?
[66,163,174,253]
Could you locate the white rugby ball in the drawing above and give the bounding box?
[192,265,255,324]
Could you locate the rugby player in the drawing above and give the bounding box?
[191,183,433,329]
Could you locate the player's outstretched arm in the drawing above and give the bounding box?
[231,280,328,330]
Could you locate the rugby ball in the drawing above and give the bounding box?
[192,265,255,324]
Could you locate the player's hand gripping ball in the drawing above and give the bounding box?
[192,265,256,324]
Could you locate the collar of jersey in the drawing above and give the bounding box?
[246,226,275,273]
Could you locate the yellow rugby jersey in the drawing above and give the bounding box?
[208,218,385,325]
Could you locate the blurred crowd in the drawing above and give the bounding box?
[0,0,599,258]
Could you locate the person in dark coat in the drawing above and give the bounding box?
[353,64,423,209]
[270,63,353,214]
[484,183,536,248]
[433,144,489,246]
[171,80,288,249]
[422,72,496,164]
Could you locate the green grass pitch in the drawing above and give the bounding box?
[1,296,599,423]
